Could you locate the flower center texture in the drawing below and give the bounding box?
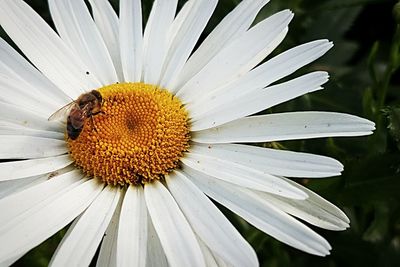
[67,83,190,186]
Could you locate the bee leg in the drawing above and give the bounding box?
[99,111,111,119]
[93,110,105,115]
[90,116,98,132]
[93,110,107,117]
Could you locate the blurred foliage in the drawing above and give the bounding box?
[2,0,400,266]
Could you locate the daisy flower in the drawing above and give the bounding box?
[0,0,374,266]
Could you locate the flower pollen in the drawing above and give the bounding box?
[67,82,190,186]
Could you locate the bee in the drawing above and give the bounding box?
[48,90,103,140]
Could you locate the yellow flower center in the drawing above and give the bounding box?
[67,82,190,186]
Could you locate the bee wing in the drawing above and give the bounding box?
[48,102,76,121]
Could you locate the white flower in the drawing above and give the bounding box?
[0,0,375,266]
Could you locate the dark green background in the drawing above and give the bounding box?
[1,0,400,266]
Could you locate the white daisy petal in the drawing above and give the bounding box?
[0,169,84,229]
[0,174,84,265]
[197,238,219,267]
[116,186,147,267]
[186,169,332,256]
[166,171,258,267]
[282,177,350,225]
[119,0,143,82]
[144,181,205,267]
[176,10,293,103]
[191,71,329,131]
[0,135,67,159]
[0,101,62,132]
[255,190,349,231]
[188,39,333,114]
[50,186,121,267]
[193,111,375,143]
[0,178,102,264]
[243,39,334,93]
[49,0,118,85]
[173,0,270,90]
[146,214,168,267]
[142,0,178,85]
[191,143,343,178]
[96,195,122,267]
[159,0,218,90]
[165,0,193,43]
[0,38,68,108]
[89,0,124,81]
[0,166,73,200]
[0,154,72,181]
[0,74,54,116]
[0,175,47,199]
[181,153,308,199]
[0,123,64,140]
[0,0,100,98]
[213,252,235,267]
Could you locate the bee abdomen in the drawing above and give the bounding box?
[67,117,83,140]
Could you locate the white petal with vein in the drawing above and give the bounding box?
[191,71,329,131]
[142,0,178,84]
[186,169,332,256]
[166,171,258,267]
[0,135,67,159]
[177,10,293,103]
[0,175,47,200]
[0,38,68,108]
[146,215,169,267]
[0,74,54,116]
[89,0,124,81]
[96,194,123,267]
[0,0,100,98]
[173,0,270,89]
[197,239,219,267]
[0,123,64,140]
[0,101,62,132]
[0,170,83,229]
[255,190,349,231]
[190,143,343,178]
[273,177,350,229]
[181,153,307,199]
[144,181,205,267]
[0,154,72,181]
[49,0,118,85]
[146,215,168,267]
[119,0,143,82]
[188,39,333,115]
[193,111,375,143]
[50,186,121,267]
[117,186,147,267]
[0,178,102,263]
[159,0,217,90]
